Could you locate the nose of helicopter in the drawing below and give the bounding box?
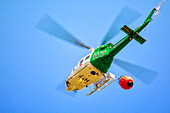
[66,81,72,91]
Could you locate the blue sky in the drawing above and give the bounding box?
[0,0,170,113]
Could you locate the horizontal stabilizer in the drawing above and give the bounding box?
[134,35,146,44]
[121,25,133,35]
[101,6,141,45]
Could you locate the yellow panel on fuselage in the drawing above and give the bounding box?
[66,63,104,91]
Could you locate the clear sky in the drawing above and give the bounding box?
[0,0,170,113]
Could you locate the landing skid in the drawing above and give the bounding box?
[86,72,116,96]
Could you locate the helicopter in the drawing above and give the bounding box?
[36,0,165,96]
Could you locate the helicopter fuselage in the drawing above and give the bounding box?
[65,8,157,92]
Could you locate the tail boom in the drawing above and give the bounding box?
[109,1,165,57]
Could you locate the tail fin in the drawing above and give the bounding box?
[121,25,146,45]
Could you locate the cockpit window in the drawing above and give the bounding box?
[85,55,90,60]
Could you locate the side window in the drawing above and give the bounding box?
[85,55,90,60]
[80,59,83,64]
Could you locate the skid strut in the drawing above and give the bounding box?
[86,72,116,96]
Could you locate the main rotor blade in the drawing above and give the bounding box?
[56,79,76,97]
[113,58,158,85]
[101,6,141,45]
[36,15,91,49]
